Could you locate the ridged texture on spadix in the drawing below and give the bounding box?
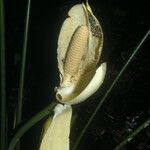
[64,25,88,76]
[56,2,106,104]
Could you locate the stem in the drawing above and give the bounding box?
[15,0,31,126]
[8,102,57,150]
[72,28,150,150]
[114,118,150,150]
[0,0,7,149]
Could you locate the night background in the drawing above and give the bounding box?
[4,0,150,149]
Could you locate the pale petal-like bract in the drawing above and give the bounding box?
[56,2,106,104]
[40,104,72,150]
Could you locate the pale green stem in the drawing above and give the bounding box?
[8,102,57,150]
[14,1,31,149]
[15,0,31,126]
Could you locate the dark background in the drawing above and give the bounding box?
[5,0,150,149]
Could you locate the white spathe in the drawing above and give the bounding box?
[63,63,107,105]
[56,2,106,104]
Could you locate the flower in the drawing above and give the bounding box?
[55,1,107,104]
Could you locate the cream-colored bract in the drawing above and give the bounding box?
[56,1,106,104]
[63,63,107,105]
[40,104,72,150]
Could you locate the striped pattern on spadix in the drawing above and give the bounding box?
[64,25,89,76]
